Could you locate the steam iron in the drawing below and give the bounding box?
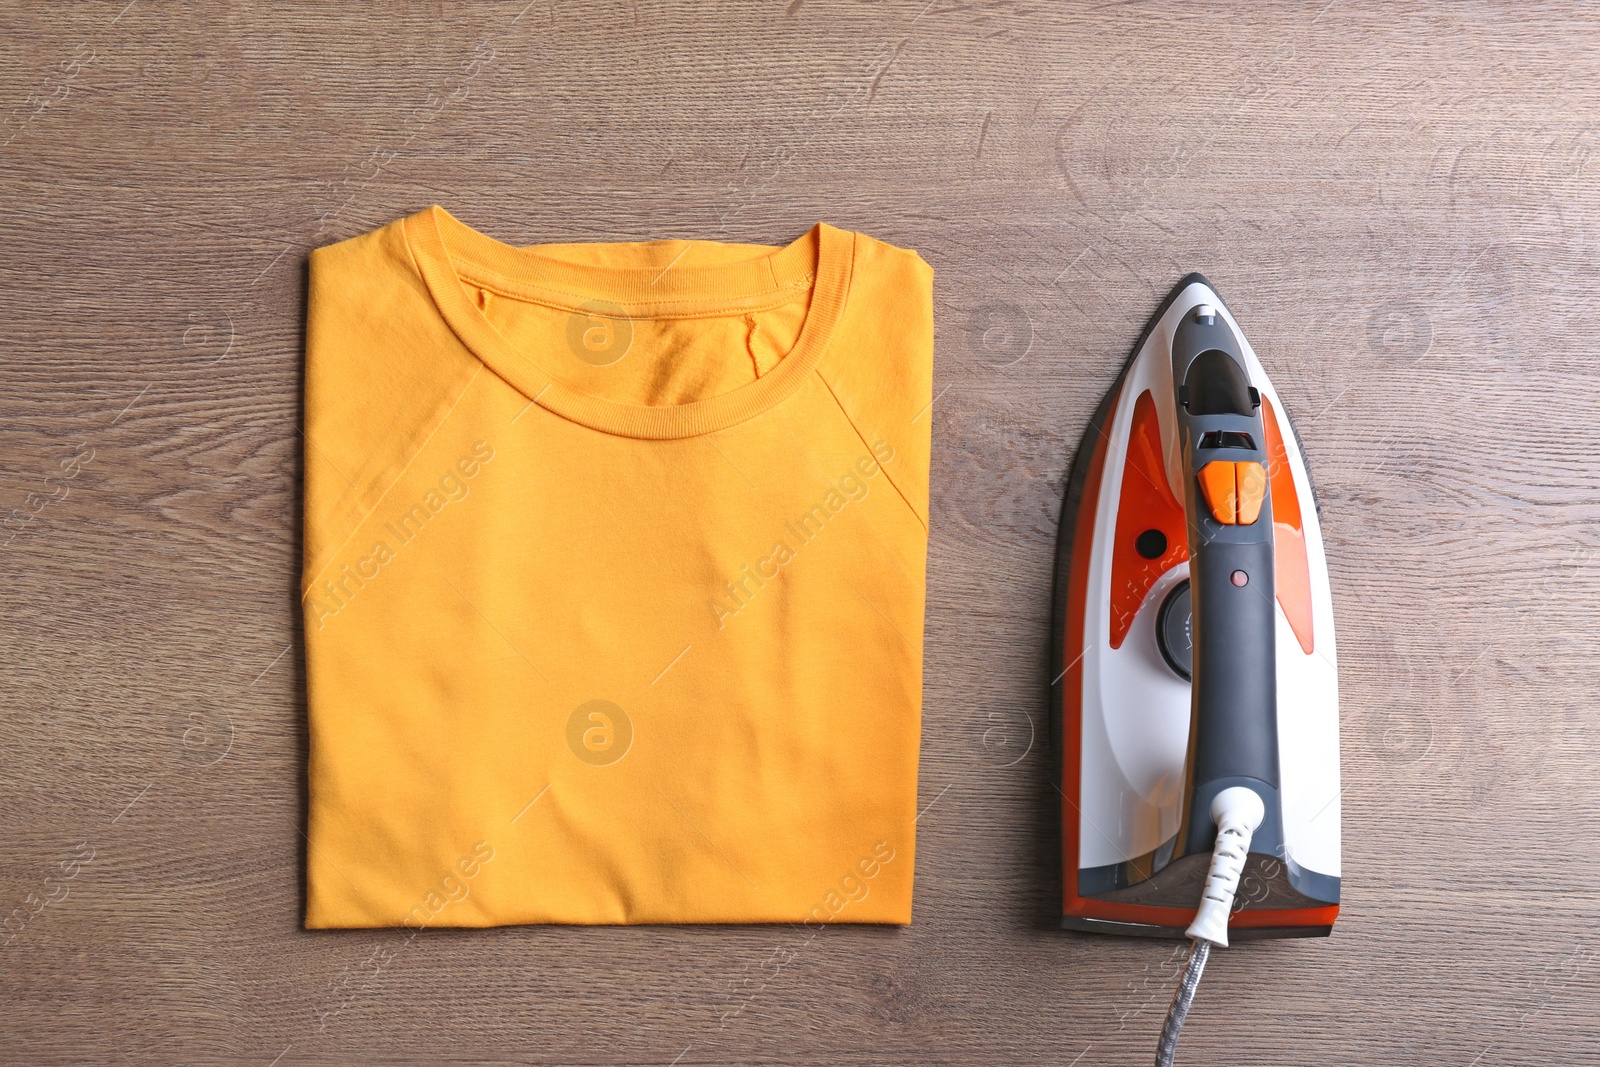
[1051,274,1341,945]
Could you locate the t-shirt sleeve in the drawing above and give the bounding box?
[302,223,483,594]
[815,233,934,529]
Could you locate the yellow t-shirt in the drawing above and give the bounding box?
[302,207,933,928]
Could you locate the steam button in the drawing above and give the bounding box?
[1197,460,1268,525]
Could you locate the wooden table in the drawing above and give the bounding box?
[4,2,1597,1064]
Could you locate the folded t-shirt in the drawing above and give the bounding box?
[302,206,933,928]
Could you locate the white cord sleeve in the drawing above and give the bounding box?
[1184,786,1266,947]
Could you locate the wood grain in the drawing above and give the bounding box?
[3,1,1599,1064]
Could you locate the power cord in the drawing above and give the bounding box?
[1153,787,1265,1067]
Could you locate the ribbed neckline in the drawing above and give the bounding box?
[402,206,855,439]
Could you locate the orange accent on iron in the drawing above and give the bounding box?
[1062,386,1113,914]
[1109,391,1188,649]
[1262,395,1314,654]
